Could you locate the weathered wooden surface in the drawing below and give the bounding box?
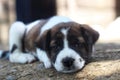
[0,43,120,80]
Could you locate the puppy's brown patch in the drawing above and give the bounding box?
[24,20,48,52]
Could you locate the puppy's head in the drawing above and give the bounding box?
[36,22,99,73]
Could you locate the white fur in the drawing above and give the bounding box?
[40,16,71,35]
[9,52,35,63]
[9,22,26,51]
[9,21,35,63]
[25,16,71,36]
[26,20,40,33]
[36,48,51,68]
[53,28,85,73]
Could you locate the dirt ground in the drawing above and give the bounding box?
[0,43,120,80]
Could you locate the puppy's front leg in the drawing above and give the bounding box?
[9,21,36,63]
[36,48,52,68]
[9,52,36,63]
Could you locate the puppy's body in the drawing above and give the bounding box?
[0,16,99,73]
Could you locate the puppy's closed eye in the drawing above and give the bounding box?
[50,44,61,51]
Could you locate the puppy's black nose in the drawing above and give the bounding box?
[62,57,75,68]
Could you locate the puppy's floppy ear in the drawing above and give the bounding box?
[80,24,99,63]
[34,29,51,51]
[80,24,99,45]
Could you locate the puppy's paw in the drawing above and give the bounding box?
[44,61,52,69]
[36,49,52,68]
[24,54,36,63]
[9,53,36,63]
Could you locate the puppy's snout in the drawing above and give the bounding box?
[62,57,75,68]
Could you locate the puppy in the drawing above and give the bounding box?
[0,16,99,73]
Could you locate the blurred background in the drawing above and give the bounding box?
[0,0,120,49]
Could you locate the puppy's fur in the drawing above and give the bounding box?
[0,16,99,73]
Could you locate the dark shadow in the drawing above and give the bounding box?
[115,0,120,17]
[16,0,56,24]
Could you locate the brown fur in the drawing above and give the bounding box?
[24,20,48,52]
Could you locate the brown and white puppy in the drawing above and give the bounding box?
[0,16,99,73]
